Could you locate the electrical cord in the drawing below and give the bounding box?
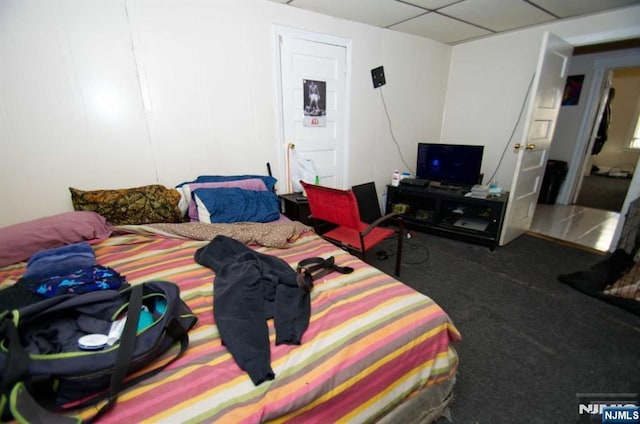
[486,72,536,185]
[379,87,415,175]
[401,241,430,265]
[375,234,430,266]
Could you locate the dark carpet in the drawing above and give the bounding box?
[369,232,640,424]
[575,174,631,212]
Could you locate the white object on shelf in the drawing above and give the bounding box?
[391,170,400,187]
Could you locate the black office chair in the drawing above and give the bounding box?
[351,182,383,224]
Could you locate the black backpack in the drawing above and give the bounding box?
[0,281,198,423]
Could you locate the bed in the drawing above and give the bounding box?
[0,180,461,423]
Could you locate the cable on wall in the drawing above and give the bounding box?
[379,88,415,175]
[486,72,536,185]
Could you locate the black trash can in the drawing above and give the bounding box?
[538,160,568,204]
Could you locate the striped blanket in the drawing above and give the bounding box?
[0,229,460,423]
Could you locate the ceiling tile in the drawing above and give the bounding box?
[266,0,640,45]
[529,0,640,18]
[441,0,555,32]
[402,0,460,9]
[390,12,492,44]
[288,0,427,27]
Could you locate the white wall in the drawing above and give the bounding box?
[370,30,450,184]
[442,5,640,192]
[442,30,542,188]
[2,1,638,228]
[0,1,156,225]
[0,0,451,227]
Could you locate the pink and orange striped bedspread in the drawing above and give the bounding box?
[0,228,460,423]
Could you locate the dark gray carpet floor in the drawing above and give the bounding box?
[575,174,631,212]
[369,232,640,424]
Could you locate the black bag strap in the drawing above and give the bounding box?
[84,283,143,423]
[108,317,190,392]
[11,382,79,424]
[63,290,193,415]
[7,284,192,423]
[0,316,30,397]
[71,319,191,413]
[0,314,31,419]
[295,256,354,291]
[9,285,144,424]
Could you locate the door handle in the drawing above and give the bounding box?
[514,143,536,150]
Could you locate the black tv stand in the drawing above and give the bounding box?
[399,178,431,188]
[386,184,509,250]
[427,182,469,193]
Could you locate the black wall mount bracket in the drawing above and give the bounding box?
[371,66,386,88]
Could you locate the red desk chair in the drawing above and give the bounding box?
[300,181,404,276]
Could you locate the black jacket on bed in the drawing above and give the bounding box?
[194,235,311,385]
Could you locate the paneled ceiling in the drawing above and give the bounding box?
[267,0,640,45]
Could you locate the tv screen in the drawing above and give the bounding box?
[416,143,484,187]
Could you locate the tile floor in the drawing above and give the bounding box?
[529,204,619,252]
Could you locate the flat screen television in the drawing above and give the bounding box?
[416,143,484,188]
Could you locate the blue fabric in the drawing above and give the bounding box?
[193,187,280,223]
[28,265,126,298]
[23,242,96,281]
[178,175,277,192]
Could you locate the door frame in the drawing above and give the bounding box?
[561,52,640,206]
[272,25,352,193]
[560,52,640,250]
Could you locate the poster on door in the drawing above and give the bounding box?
[303,79,326,127]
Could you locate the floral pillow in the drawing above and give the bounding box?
[69,185,183,225]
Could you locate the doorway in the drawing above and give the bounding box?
[530,45,640,252]
[575,67,640,213]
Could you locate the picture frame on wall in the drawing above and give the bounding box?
[562,74,585,106]
[303,79,326,127]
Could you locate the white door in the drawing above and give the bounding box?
[500,32,573,245]
[277,30,348,192]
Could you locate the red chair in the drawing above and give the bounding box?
[300,181,403,276]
